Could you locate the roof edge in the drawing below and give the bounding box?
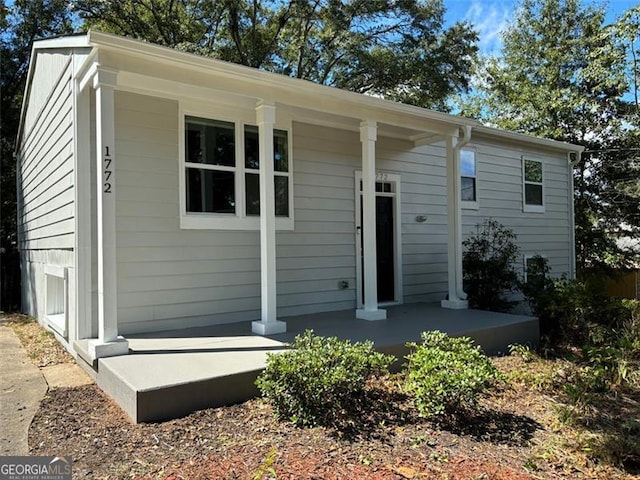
[86,30,478,128]
[474,125,584,153]
[18,31,585,155]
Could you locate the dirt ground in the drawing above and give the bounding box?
[7,314,640,479]
[28,359,638,480]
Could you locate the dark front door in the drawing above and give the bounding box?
[376,196,395,302]
[360,194,395,304]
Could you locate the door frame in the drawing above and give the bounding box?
[355,170,403,308]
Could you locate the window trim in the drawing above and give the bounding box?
[522,156,545,213]
[179,104,294,230]
[460,147,478,210]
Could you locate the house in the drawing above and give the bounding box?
[17,31,584,362]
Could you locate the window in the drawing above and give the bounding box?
[523,157,544,212]
[461,149,477,208]
[185,117,236,213]
[182,113,292,229]
[524,254,547,284]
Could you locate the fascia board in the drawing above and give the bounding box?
[30,35,90,50]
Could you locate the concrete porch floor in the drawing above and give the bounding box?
[80,303,538,423]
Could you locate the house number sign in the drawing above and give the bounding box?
[104,146,113,193]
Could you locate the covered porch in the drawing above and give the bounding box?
[76,303,538,423]
[75,32,474,361]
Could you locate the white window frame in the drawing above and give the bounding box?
[461,147,478,210]
[179,103,294,230]
[522,156,545,213]
[523,254,547,283]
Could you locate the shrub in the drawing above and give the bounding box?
[405,331,502,419]
[523,258,640,389]
[522,257,634,342]
[462,219,520,312]
[255,330,394,428]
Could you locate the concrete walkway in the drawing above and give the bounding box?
[0,323,47,455]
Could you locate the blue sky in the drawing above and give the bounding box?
[443,0,638,55]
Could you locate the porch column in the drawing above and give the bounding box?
[88,67,129,359]
[252,101,286,335]
[356,120,387,321]
[441,127,471,309]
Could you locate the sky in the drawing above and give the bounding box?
[443,0,638,55]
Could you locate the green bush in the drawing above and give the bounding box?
[522,257,634,342]
[523,257,640,390]
[255,330,394,428]
[462,219,521,312]
[405,331,502,419]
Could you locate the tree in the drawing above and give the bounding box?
[71,0,478,109]
[0,0,73,309]
[461,0,639,275]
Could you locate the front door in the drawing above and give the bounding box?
[375,196,395,302]
[355,172,401,307]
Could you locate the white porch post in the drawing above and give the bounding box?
[441,128,470,310]
[356,120,387,321]
[88,67,129,358]
[252,102,286,335]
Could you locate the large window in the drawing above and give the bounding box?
[182,114,292,229]
[460,149,477,208]
[523,157,544,212]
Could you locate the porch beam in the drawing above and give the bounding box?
[252,101,287,335]
[356,120,387,321]
[88,67,129,358]
[442,126,472,310]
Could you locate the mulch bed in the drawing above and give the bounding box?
[28,372,563,480]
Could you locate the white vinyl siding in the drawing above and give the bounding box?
[18,49,78,341]
[462,142,571,279]
[115,98,452,333]
[23,50,73,136]
[116,92,264,333]
[376,137,449,303]
[18,57,75,250]
[114,92,572,334]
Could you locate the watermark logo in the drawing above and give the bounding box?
[0,456,72,480]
